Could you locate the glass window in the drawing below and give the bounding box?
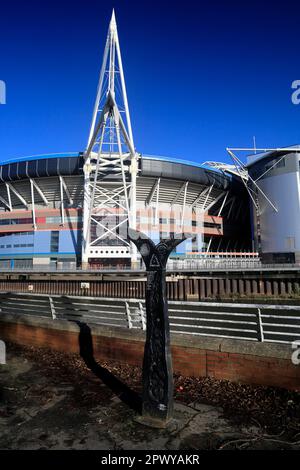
[50,231,59,253]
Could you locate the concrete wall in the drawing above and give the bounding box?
[0,313,299,391]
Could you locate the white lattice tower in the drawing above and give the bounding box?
[82,10,138,267]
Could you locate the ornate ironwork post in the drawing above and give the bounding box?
[128,229,189,428]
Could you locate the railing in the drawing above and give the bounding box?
[0,262,300,273]
[0,293,299,344]
[168,259,263,270]
[0,265,137,273]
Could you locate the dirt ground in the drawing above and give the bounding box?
[0,342,300,450]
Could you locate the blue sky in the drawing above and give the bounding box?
[0,0,300,165]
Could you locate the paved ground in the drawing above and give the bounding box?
[0,343,300,450]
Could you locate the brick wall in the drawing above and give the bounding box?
[0,314,299,391]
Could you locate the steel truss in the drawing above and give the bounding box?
[82,10,139,266]
[203,147,299,215]
[226,148,278,213]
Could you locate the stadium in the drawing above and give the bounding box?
[0,11,255,270]
[0,152,251,269]
[0,11,298,271]
[1,8,300,420]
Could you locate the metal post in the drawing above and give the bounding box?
[130,155,138,267]
[139,301,146,331]
[128,229,189,428]
[30,179,36,230]
[49,296,56,320]
[59,176,65,226]
[125,301,133,329]
[256,308,264,342]
[6,184,12,211]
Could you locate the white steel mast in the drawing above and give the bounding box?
[82,10,138,268]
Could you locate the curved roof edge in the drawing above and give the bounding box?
[0,151,235,192]
[0,152,82,166]
[2,152,208,168]
[143,154,206,169]
[246,144,300,168]
[0,154,84,181]
[141,156,231,190]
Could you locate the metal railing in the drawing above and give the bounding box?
[0,292,299,344]
[168,259,263,270]
[0,262,300,273]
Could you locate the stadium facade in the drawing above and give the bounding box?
[246,146,300,264]
[0,152,251,269]
[1,11,296,270]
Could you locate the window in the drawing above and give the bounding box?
[0,231,33,237]
[46,215,82,224]
[0,218,33,226]
[204,222,222,230]
[46,216,61,224]
[50,231,59,253]
[12,243,34,249]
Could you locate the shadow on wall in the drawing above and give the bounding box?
[76,321,142,414]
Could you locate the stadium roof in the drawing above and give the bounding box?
[2,152,209,168]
